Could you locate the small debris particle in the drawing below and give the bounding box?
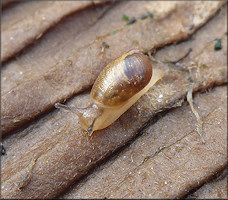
[163,58,170,63]
[18,154,40,190]
[143,156,150,163]
[213,38,222,51]
[13,119,20,123]
[132,40,139,44]
[187,88,205,144]
[189,24,194,30]
[220,69,225,76]
[200,63,207,68]
[125,17,137,26]
[36,33,43,40]
[10,36,14,40]
[66,59,73,66]
[147,12,154,18]
[139,12,154,20]
[19,71,23,75]
[157,94,163,102]
[1,143,6,155]
[175,62,182,67]
[155,145,168,154]
[188,77,193,83]
[122,14,129,21]
[102,41,109,48]
[139,13,148,20]
[111,30,118,35]
[18,173,32,190]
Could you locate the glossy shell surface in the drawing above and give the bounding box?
[91,52,152,106]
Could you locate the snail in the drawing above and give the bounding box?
[55,49,164,136]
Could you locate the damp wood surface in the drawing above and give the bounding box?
[1,0,105,62]
[1,1,225,136]
[1,1,227,199]
[60,85,227,199]
[186,168,227,199]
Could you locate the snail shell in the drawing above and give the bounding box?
[55,49,164,135]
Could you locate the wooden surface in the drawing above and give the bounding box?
[1,1,227,199]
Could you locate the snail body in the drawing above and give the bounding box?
[55,49,164,135]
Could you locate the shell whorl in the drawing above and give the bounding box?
[91,52,153,107]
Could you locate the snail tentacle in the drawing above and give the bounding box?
[55,103,85,117]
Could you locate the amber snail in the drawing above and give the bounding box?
[55,49,164,136]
